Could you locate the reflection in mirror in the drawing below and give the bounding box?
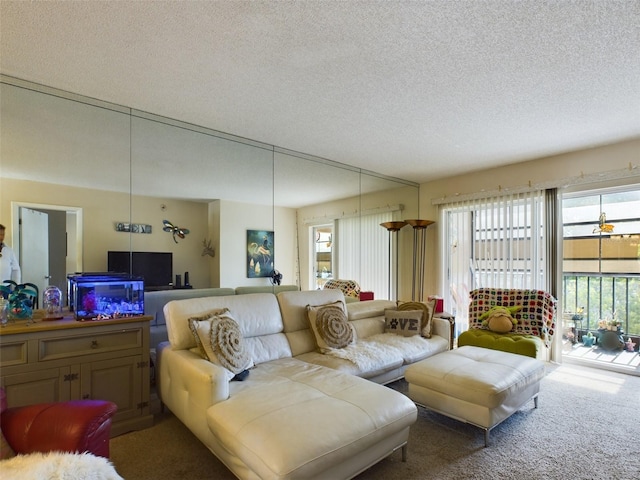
[1,76,419,302]
[130,113,274,290]
[0,79,132,301]
[275,150,361,293]
[359,173,419,301]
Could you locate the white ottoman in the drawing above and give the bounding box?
[404,346,545,446]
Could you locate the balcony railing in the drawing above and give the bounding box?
[563,273,640,336]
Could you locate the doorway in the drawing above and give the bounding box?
[11,202,83,304]
[312,225,333,290]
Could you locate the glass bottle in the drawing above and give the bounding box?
[0,298,8,326]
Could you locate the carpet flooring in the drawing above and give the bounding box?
[110,363,640,479]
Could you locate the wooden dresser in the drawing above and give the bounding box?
[0,313,153,437]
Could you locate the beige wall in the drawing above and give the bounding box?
[218,199,297,288]
[419,138,640,298]
[1,178,300,290]
[1,178,207,289]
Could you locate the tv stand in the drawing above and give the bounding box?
[145,285,173,292]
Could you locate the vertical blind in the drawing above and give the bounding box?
[441,189,547,332]
[338,211,392,298]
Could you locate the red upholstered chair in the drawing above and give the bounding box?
[0,388,117,459]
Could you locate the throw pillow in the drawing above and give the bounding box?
[188,311,253,380]
[188,308,230,359]
[306,300,354,352]
[397,299,437,338]
[384,309,423,336]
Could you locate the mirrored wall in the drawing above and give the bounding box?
[0,75,418,300]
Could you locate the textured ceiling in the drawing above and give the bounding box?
[1,0,639,186]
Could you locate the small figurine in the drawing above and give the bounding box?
[625,337,636,352]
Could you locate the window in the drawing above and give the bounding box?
[337,212,392,298]
[441,190,548,333]
[308,208,400,299]
[562,187,640,337]
[312,225,333,289]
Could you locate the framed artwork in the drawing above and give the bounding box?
[115,222,152,234]
[247,230,274,278]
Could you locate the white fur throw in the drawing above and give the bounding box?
[0,451,123,480]
[367,333,433,358]
[324,333,430,371]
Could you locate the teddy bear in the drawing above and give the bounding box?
[480,305,521,333]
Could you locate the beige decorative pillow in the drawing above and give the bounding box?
[397,299,437,338]
[306,300,354,352]
[188,308,229,358]
[188,311,252,380]
[384,309,423,336]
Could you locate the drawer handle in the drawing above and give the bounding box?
[91,340,99,349]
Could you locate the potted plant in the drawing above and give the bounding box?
[571,306,584,321]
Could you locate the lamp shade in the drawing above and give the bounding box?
[380,221,407,232]
[404,219,435,229]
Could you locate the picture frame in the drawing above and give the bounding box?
[115,222,152,234]
[247,230,274,278]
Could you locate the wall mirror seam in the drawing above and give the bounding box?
[1,75,419,306]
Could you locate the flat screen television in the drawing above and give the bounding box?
[107,251,173,289]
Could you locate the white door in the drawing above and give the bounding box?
[20,207,50,298]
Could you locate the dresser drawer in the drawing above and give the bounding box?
[0,339,28,366]
[39,328,142,361]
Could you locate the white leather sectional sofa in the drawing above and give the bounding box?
[145,285,300,348]
[157,289,452,479]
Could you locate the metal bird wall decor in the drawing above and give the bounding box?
[202,238,215,257]
[163,220,190,243]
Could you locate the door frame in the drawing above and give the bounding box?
[309,223,334,291]
[11,201,84,274]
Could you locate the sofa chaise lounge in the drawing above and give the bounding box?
[157,289,452,479]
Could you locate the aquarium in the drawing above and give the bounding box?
[67,273,144,320]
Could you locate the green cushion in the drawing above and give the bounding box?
[457,329,542,358]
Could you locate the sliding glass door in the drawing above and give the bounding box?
[562,186,640,373]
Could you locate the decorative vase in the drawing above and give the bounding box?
[582,336,595,347]
[9,304,32,321]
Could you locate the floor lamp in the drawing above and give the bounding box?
[380,221,407,301]
[404,219,435,302]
